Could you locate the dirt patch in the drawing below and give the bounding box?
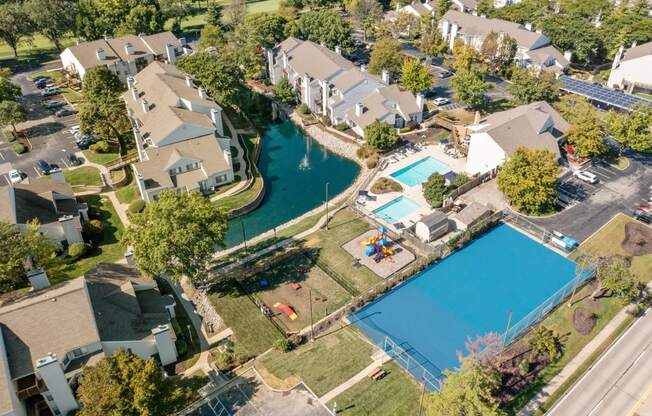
[622,222,652,256]
[573,307,597,335]
[255,366,302,391]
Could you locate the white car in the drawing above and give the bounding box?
[70,125,81,134]
[8,169,23,184]
[573,170,598,184]
[433,97,450,106]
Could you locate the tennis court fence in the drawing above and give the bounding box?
[383,336,445,392]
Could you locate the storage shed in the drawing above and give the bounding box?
[415,211,452,243]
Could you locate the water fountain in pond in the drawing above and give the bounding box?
[299,133,311,170]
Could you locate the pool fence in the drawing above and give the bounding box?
[383,336,445,392]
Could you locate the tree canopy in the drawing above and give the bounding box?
[596,257,641,301]
[346,0,383,41]
[233,13,288,79]
[480,32,516,76]
[0,3,33,58]
[0,69,20,102]
[606,104,652,153]
[419,16,448,57]
[556,97,606,159]
[0,100,26,134]
[290,9,353,50]
[368,38,404,76]
[400,57,432,94]
[273,77,296,104]
[497,147,559,215]
[536,14,603,63]
[121,191,228,284]
[451,66,491,110]
[365,121,398,150]
[423,173,447,207]
[508,67,560,105]
[24,0,78,51]
[177,52,244,106]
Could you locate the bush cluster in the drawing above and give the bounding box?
[68,242,87,259]
[12,143,26,154]
[128,199,146,214]
[90,140,109,153]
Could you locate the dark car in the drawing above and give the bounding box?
[422,88,437,98]
[634,209,652,224]
[55,108,75,117]
[67,153,82,166]
[35,79,48,89]
[438,70,454,79]
[76,136,97,150]
[36,160,54,175]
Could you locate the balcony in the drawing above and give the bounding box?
[16,374,45,400]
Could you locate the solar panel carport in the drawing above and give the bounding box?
[559,76,652,112]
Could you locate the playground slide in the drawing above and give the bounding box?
[274,302,298,320]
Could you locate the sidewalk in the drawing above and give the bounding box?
[319,350,391,404]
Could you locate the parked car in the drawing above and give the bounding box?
[438,70,454,79]
[76,136,97,150]
[634,209,652,224]
[8,169,23,184]
[35,79,48,89]
[55,108,75,117]
[37,160,55,175]
[573,170,599,184]
[45,100,65,109]
[70,125,81,134]
[433,97,450,106]
[422,88,437,98]
[40,87,59,97]
[67,153,82,166]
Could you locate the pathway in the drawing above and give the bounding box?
[210,116,252,202]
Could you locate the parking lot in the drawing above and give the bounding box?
[0,68,81,186]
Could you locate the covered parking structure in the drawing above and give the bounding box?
[559,76,652,112]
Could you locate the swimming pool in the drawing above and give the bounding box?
[390,156,451,187]
[372,196,420,224]
[352,224,576,383]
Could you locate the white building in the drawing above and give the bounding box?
[124,62,234,203]
[0,263,178,416]
[607,41,652,94]
[267,38,423,138]
[439,10,570,74]
[465,101,569,175]
[60,32,186,83]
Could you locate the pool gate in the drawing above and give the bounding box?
[383,336,446,392]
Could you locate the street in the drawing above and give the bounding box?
[547,308,652,416]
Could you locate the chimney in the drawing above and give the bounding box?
[126,76,135,90]
[27,268,50,290]
[360,65,367,72]
[525,22,533,31]
[185,75,193,88]
[210,107,224,136]
[182,46,191,55]
[59,215,83,245]
[179,37,187,47]
[152,324,178,366]
[535,29,542,34]
[335,46,342,55]
[166,43,176,64]
[355,102,363,117]
[96,48,105,61]
[282,50,288,68]
[131,87,139,101]
[49,168,64,183]
[141,99,149,113]
[416,93,424,111]
[124,42,134,55]
[124,250,135,266]
[382,69,390,84]
[36,354,78,416]
[198,87,208,99]
[480,14,486,18]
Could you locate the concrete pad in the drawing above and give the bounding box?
[341,230,415,279]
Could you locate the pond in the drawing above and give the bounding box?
[223,120,360,247]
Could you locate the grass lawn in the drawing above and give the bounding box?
[255,327,375,397]
[507,213,652,413]
[115,175,140,204]
[303,208,381,294]
[327,361,423,415]
[240,252,352,333]
[83,149,120,166]
[0,36,75,72]
[207,282,284,356]
[635,92,652,101]
[63,166,102,187]
[213,133,262,212]
[55,195,125,282]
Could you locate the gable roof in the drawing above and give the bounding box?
[621,41,652,63]
[0,178,79,227]
[279,38,355,81]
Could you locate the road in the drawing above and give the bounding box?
[547,308,652,416]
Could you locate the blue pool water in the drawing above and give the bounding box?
[224,121,359,247]
[390,156,451,187]
[353,224,576,378]
[372,196,420,224]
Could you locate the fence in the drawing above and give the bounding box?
[383,337,444,392]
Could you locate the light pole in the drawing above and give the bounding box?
[241,221,247,254]
[325,182,330,230]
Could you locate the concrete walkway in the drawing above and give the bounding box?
[210,116,252,202]
[519,282,652,415]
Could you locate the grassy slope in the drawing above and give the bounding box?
[63,166,102,187]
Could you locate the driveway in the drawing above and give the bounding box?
[0,67,81,185]
[525,152,652,243]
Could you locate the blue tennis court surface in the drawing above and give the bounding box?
[352,224,576,380]
[390,156,451,187]
[372,196,420,224]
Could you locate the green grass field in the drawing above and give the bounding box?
[63,166,102,187]
[82,149,121,166]
[255,327,375,397]
[115,175,140,204]
[327,361,423,415]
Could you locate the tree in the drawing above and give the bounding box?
[233,13,287,79]
[82,66,124,100]
[206,2,223,26]
[198,24,225,50]
[346,0,383,42]
[559,0,612,19]
[0,3,33,58]
[497,147,559,215]
[527,325,561,361]
[118,2,167,36]
[292,9,353,50]
[365,121,398,150]
[452,43,480,72]
[0,69,20,103]
[423,173,447,207]
[76,0,105,41]
[508,67,560,104]
[425,356,505,416]
[451,66,491,110]
[437,0,451,19]
[480,32,516,76]
[221,0,246,29]
[400,57,432,94]
[606,104,652,153]
[536,14,603,64]
[598,7,652,58]
[0,101,26,135]
[476,0,494,16]
[368,38,403,76]
[595,257,641,301]
[419,15,448,57]
[557,97,607,158]
[121,191,228,284]
[25,0,78,52]
[491,0,549,24]
[177,52,244,106]
[273,77,295,104]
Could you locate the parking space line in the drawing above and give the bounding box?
[0,151,4,161]
[60,158,69,168]
[593,165,616,177]
[1,174,9,186]
[33,166,41,176]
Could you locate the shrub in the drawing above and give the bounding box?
[296,103,310,115]
[128,199,146,214]
[423,173,446,207]
[335,122,349,131]
[451,174,470,188]
[68,242,87,259]
[366,154,379,169]
[275,338,292,352]
[371,177,402,194]
[83,219,104,236]
[175,338,188,356]
[399,127,411,133]
[365,120,398,150]
[356,145,375,159]
[12,142,26,154]
[90,140,109,153]
[288,334,305,348]
[320,115,331,126]
[3,130,15,142]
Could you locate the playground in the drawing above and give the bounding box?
[342,228,415,279]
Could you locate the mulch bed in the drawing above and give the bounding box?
[573,307,597,336]
[622,222,652,256]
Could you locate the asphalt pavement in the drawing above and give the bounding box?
[547,308,652,416]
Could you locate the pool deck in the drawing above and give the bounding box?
[360,144,467,231]
[341,230,416,278]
